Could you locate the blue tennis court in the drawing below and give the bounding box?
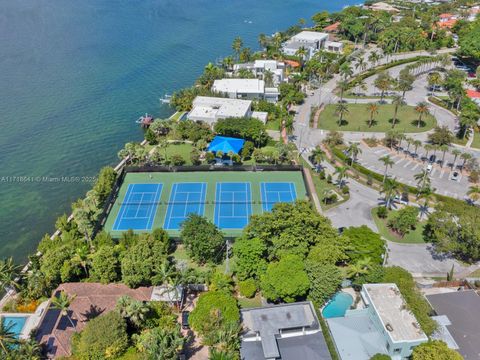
[113,183,162,231]
[214,182,252,229]
[260,182,297,211]
[164,182,207,230]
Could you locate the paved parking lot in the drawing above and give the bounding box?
[357,145,470,199]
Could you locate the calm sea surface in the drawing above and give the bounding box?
[0,0,357,261]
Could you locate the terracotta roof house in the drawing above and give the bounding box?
[324,22,340,33]
[437,13,458,29]
[36,283,153,359]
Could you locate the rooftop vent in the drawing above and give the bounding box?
[386,323,394,332]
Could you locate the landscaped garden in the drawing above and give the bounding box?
[318,103,436,133]
[372,207,427,244]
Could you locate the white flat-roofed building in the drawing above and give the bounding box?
[327,284,428,360]
[233,60,286,85]
[187,96,267,126]
[282,31,329,59]
[212,78,279,103]
[325,41,344,53]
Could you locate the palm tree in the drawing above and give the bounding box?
[158,139,169,162]
[16,339,42,360]
[0,319,17,355]
[263,70,274,87]
[379,155,395,182]
[366,103,379,128]
[414,102,429,128]
[52,291,76,328]
[467,186,480,202]
[346,142,362,164]
[460,152,472,170]
[391,95,404,128]
[334,166,348,188]
[368,51,380,66]
[427,71,442,97]
[339,62,353,80]
[116,296,149,328]
[258,33,269,49]
[414,170,431,194]
[423,144,434,161]
[196,139,208,152]
[232,37,243,60]
[381,178,400,208]
[335,103,349,126]
[412,140,422,158]
[355,57,366,73]
[311,146,325,166]
[337,80,349,102]
[72,245,91,277]
[451,148,462,169]
[439,144,449,167]
[347,258,372,278]
[0,257,21,291]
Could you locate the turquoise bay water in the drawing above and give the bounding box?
[0,0,357,261]
[322,292,354,318]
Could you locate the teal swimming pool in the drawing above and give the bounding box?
[322,292,353,318]
[2,316,27,337]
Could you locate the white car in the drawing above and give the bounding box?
[426,164,433,173]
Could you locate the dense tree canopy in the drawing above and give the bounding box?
[181,214,225,265]
[214,117,269,147]
[306,262,342,305]
[90,245,120,284]
[412,340,463,360]
[342,226,385,265]
[261,254,310,303]
[233,237,267,281]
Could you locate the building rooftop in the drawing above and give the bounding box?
[364,284,428,343]
[241,301,329,359]
[212,78,265,94]
[290,31,329,42]
[427,290,480,360]
[189,96,252,122]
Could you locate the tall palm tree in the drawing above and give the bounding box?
[232,37,243,60]
[52,291,76,329]
[337,80,349,102]
[16,339,42,360]
[339,62,353,80]
[423,144,434,161]
[439,144,449,167]
[427,71,442,97]
[72,245,91,277]
[412,140,422,158]
[335,103,349,126]
[355,57,366,73]
[379,155,395,182]
[311,146,325,166]
[414,102,429,128]
[347,258,372,278]
[334,166,348,188]
[414,170,431,194]
[0,319,17,355]
[460,152,472,170]
[451,148,462,169]
[158,139,169,162]
[0,257,21,291]
[116,296,149,328]
[368,51,380,67]
[418,186,435,219]
[381,178,400,208]
[467,186,480,202]
[366,103,379,128]
[391,95,404,128]
[346,142,362,164]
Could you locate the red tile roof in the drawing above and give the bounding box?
[436,19,457,28]
[324,22,340,32]
[439,13,454,19]
[467,89,480,99]
[284,59,301,68]
[36,283,153,358]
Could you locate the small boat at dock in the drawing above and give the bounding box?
[136,113,154,128]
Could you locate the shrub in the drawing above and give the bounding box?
[72,311,128,360]
[370,354,391,360]
[388,206,419,236]
[341,185,350,195]
[412,340,463,360]
[377,206,389,219]
[238,279,257,298]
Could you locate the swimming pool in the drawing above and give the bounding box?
[2,316,27,337]
[322,292,354,318]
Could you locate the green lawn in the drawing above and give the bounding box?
[168,111,187,122]
[238,295,262,309]
[265,117,281,131]
[318,103,436,133]
[372,207,427,244]
[471,132,480,150]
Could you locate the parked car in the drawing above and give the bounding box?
[429,154,436,163]
[450,171,460,181]
[426,163,433,173]
[394,193,409,205]
[181,311,190,330]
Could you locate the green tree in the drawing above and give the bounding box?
[190,291,240,338]
[335,102,349,126]
[412,340,463,360]
[73,311,128,360]
[121,230,171,288]
[366,103,379,128]
[346,142,362,164]
[381,178,400,209]
[306,262,342,305]
[334,165,348,188]
[261,254,310,303]
[428,126,453,146]
[233,237,267,280]
[388,206,419,236]
[52,291,77,328]
[346,257,372,278]
[0,257,22,291]
[391,95,404,128]
[342,226,385,264]
[90,246,119,284]
[414,102,430,128]
[92,167,117,205]
[116,296,149,329]
[181,214,225,265]
[231,37,243,60]
[427,72,442,97]
[0,318,18,355]
[374,72,394,102]
[379,155,394,182]
[370,354,391,360]
[135,325,185,360]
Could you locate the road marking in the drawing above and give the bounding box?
[439,170,445,179]
[411,163,420,171]
[395,158,405,165]
[374,148,387,155]
[430,168,436,176]
[403,161,412,168]
[458,174,463,181]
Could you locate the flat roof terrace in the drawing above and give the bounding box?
[364,284,428,343]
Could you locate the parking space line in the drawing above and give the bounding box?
[403,160,412,168]
[395,158,405,165]
[430,168,436,176]
[439,170,445,179]
[411,163,420,171]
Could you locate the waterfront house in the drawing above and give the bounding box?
[324,22,341,33]
[240,301,332,360]
[212,78,279,103]
[426,290,480,359]
[325,41,344,53]
[187,96,268,126]
[233,60,286,85]
[327,284,428,360]
[282,31,329,60]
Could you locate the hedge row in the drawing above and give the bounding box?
[346,56,430,90]
[428,96,458,115]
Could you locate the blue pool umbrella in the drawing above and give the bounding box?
[207,136,245,154]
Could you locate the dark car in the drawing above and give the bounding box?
[429,154,436,163]
[181,311,190,330]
